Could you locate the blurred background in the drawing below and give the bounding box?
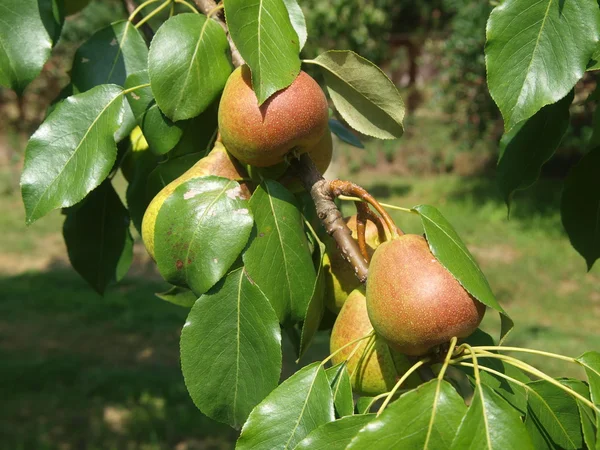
[1,0,599,448]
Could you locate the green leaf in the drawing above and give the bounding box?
[71,21,148,92]
[146,153,202,202]
[224,0,301,104]
[154,176,253,296]
[295,414,375,450]
[325,363,354,418]
[63,180,133,294]
[524,379,583,449]
[0,0,63,94]
[236,362,334,450]
[180,267,281,429]
[329,119,364,149]
[125,70,183,155]
[307,51,404,139]
[576,352,600,413]
[148,13,232,121]
[412,204,513,342]
[561,147,600,270]
[347,379,466,449]
[124,149,160,233]
[282,0,307,51]
[451,383,534,450]
[485,0,600,131]
[589,42,600,71]
[155,285,197,307]
[566,379,597,450]
[356,397,374,414]
[497,91,572,208]
[169,101,219,157]
[298,232,326,359]
[244,180,316,325]
[21,84,124,224]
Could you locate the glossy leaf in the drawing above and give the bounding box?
[243,180,316,325]
[155,285,197,307]
[325,363,354,418]
[282,0,307,51]
[236,362,334,450]
[589,43,600,71]
[154,176,253,296]
[413,204,513,341]
[169,101,219,157]
[63,181,133,294]
[451,383,534,449]
[561,147,600,270]
[577,352,600,411]
[524,379,582,449]
[21,84,124,224]
[486,0,600,130]
[181,268,281,428]
[329,118,364,149]
[125,70,183,155]
[148,13,232,121]
[224,0,301,104]
[0,0,63,94]
[298,232,326,359]
[348,379,466,449]
[295,414,375,450]
[146,153,202,201]
[308,51,404,139]
[497,91,572,208]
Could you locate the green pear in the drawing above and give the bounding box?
[141,142,250,260]
[330,288,420,396]
[366,234,486,356]
[218,65,331,167]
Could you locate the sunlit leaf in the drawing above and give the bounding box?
[282,0,307,50]
[296,415,375,450]
[155,285,197,308]
[325,363,354,418]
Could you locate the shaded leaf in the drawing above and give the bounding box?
[348,379,466,450]
[154,176,253,296]
[486,0,600,130]
[282,0,307,50]
[413,204,513,341]
[224,0,301,104]
[148,13,232,121]
[21,84,124,224]
[295,414,375,450]
[566,379,597,450]
[497,91,572,208]
[125,70,183,155]
[577,352,600,414]
[325,363,354,418]
[236,362,334,450]
[124,149,160,233]
[243,180,316,325]
[146,153,202,201]
[168,100,219,157]
[329,118,364,149]
[0,0,63,94]
[356,396,375,414]
[589,42,600,71]
[181,267,281,428]
[561,147,600,270]
[155,285,197,307]
[308,51,404,139]
[63,181,133,294]
[451,383,534,449]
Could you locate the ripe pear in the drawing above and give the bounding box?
[218,65,330,167]
[324,216,388,313]
[141,142,250,260]
[366,234,486,356]
[330,288,420,396]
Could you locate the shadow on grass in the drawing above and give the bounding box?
[0,268,238,450]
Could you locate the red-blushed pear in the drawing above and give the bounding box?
[366,234,486,356]
[330,288,420,396]
[141,142,251,260]
[218,65,330,167]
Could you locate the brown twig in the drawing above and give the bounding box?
[290,154,369,282]
[194,0,245,67]
[122,0,155,42]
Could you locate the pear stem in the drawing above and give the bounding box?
[376,358,430,416]
[471,346,577,363]
[321,330,375,367]
[338,195,418,216]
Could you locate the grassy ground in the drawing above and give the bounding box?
[1,156,599,448]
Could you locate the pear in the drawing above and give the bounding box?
[141,142,250,260]
[218,65,331,167]
[330,288,420,396]
[324,215,388,313]
[366,234,486,356]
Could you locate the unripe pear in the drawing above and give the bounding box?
[141,142,250,260]
[330,288,420,396]
[324,216,388,313]
[366,234,486,356]
[218,65,330,167]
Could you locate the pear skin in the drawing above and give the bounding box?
[366,235,486,356]
[141,142,250,260]
[330,288,420,396]
[218,65,330,167]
